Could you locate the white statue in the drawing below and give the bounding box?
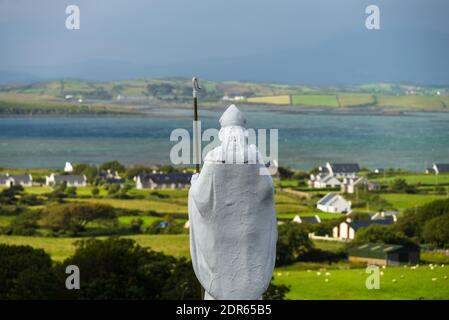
[188,104,277,300]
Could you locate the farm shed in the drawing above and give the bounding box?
[348,243,420,266]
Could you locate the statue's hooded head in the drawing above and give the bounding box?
[217,105,250,164]
[219,104,246,128]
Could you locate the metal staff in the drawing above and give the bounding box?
[192,77,201,173]
[192,77,205,299]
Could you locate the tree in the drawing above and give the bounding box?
[0,244,58,299]
[277,166,294,179]
[276,222,313,266]
[8,211,40,236]
[55,237,200,299]
[107,183,121,196]
[72,163,98,180]
[100,160,125,173]
[65,186,77,197]
[42,203,117,233]
[91,187,100,197]
[263,279,290,300]
[389,178,416,194]
[396,198,449,240]
[352,224,417,248]
[422,215,449,248]
[0,185,24,204]
[18,194,43,206]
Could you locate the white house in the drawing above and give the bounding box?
[136,172,192,190]
[0,174,33,187]
[317,193,351,214]
[371,210,398,223]
[333,218,394,240]
[308,173,341,189]
[433,163,449,175]
[320,162,360,178]
[64,162,73,173]
[46,174,87,187]
[292,215,321,224]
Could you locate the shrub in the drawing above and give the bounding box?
[18,194,43,206]
[352,224,417,248]
[55,237,201,299]
[42,203,117,233]
[91,187,100,197]
[8,211,40,236]
[276,222,314,266]
[0,244,58,299]
[422,214,449,248]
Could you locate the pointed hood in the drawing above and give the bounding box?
[219,104,246,128]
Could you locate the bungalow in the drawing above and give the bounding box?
[46,174,87,187]
[348,243,420,266]
[433,163,449,174]
[425,167,436,174]
[100,170,124,185]
[370,210,398,223]
[308,173,341,189]
[332,218,394,240]
[292,215,321,224]
[341,177,381,194]
[321,162,360,178]
[0,174,33,187]
[136,172,192,190]
[317,193,351,214]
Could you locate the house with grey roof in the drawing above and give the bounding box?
[317,193,351,214]
[332,218,394,240]
[46,174,87,187]
[433,163,449,174]
[136,172,192,190]
[321,162,360,178]
[370,210,398,223]
[0,173,33,187]
[308,173,341,189]
[292,215,321,224]
[340,177,382,194]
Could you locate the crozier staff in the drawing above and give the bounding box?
[192,77,201,173]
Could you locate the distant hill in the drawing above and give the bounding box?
[0,78,448,114]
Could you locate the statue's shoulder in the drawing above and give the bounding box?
[204,146,223,163]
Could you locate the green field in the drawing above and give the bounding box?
[337,93,376,107]
[380,194,448,211]
[67,198,188,214]
[292,95,339,107]
[274,264,449,300]
[0,234,190,261]
[371,173,449,185]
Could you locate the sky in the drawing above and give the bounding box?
[1,0,449,85]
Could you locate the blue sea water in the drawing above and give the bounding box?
[0,109,448,171]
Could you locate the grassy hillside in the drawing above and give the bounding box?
[0,93,130,115]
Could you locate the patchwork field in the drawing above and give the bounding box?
[292,95,339,107]
[246,95,291,105]
[244,93,449,110]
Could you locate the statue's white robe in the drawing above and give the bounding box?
[188,156,277,300]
